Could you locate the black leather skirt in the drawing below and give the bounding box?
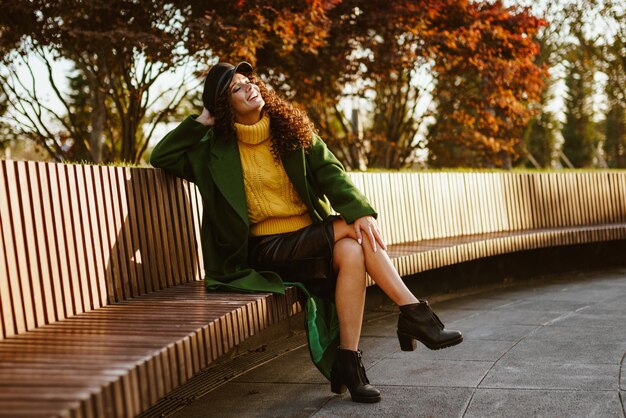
[247,215,340,299]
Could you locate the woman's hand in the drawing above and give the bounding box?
[195,107,215,126]
[353,216,387,253]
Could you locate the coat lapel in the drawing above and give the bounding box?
[281,148,306,194]
[282,147,315,213]
[208,137,249,225]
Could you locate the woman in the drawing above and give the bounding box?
[150,61,462,404]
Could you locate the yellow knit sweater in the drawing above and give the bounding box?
[235,114,312,236]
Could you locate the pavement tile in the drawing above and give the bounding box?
[367,357,492,388]
[504,339,625,365]
[357,336,400,368]
[456,323,538,341]
[469,286,548,301]
[363,310,396,321]
[480,360,619,390]
[583,301,626,315]
[359,315,399,337]
[422,308,487,324]
[521,323,626,344]
[171,382,330,418]
[464,388,622,418]
[388,340,516,362]
[312,386,472,418]
[548,312,626,330]
[526,281,626,303]
[236,347,327,384]
[433,296,520,311]
[446,308,563,328]
[493,299,593,313]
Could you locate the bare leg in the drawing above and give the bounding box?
[332,219,463,354]
[333,219,418,306]
[333,238,367,351]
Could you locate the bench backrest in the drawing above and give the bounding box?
[3,161,626,341]
[350,172,626,245]
[0,160,203,340]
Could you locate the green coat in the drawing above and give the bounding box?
[150,115,377,294]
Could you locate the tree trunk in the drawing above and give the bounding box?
[90,87,106,163]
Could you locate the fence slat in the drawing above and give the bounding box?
[5,161,33,332]
[83,165,107,308]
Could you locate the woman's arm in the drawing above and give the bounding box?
[150,109,215,182]
[307,135,386,252]
[306,135,377,223]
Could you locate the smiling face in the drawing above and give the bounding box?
[229,73,265,124]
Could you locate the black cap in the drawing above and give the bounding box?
[202,61,254,113]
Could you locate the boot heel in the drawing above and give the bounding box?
[397,331,417,351]
[330,374,346,394]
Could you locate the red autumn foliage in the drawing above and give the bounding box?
[427,0,547,168]
[1,0,545,167]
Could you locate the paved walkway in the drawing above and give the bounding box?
[174,268,626,417]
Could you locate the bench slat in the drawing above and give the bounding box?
[118,167,142,298]
[3,161,31,334]
[72,165,95,311]
[61,164,88,314]
[0,163,16,339]
[20,162,48,327]
[134,169,157,294]
[109,166,133,301]
[84,165,108,308]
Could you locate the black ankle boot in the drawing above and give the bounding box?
[397,300,463,351]
[330,348,381,403]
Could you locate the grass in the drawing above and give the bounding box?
[57,160,626,172]
[66,159,144,168]
[359,167,626,173]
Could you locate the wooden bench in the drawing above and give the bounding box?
[353,172,626,280]
[0,161,300,418]
[1,160,625,418]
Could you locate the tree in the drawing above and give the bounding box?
[0,0,338,163]
[568,0,625,100]
[173,0,433,169]
[603,59,626,167]
[563,0,625,168]
[0,88,13,154]
[249,0,545,169]
[351,1,435,168]
[2,0,546,169]
[561,46,599,167]
[426,0,546,168]
[0,0,205,163]
[517,1,568,168]
[522,109,559,168]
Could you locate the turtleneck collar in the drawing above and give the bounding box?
[234,114,270,145]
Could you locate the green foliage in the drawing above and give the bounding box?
[603,61,626,168]
[561,47,600,168]
[517,11,565,170]
[0,90,9,151]
[521,110,559,168]
[427,71,485,168]
[364,68,428,169]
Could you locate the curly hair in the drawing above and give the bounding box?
[213,75,315,160]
